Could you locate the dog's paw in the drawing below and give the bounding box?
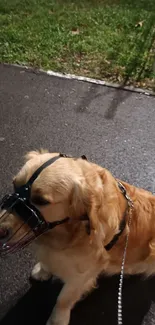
[46,318,69,325]
[46,308,70,325]
[31,262,52,281]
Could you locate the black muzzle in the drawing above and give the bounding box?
[0,155,70,255]
[0,154,88,255]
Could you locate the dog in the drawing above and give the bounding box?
[1,150,155,325]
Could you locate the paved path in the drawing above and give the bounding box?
[0,64,155,325]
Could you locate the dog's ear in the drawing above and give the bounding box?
[69,179,86,218]
[86,169,121,256]
[25,149,48,161]
[69,173,106,255]
[87,188,107,255]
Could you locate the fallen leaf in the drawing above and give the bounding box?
[135,20,144,28]
[117,76,122,82]
[48,10,54,14]
[104,59,111,65]
[71,29,80,35]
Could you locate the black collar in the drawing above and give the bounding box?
[75,182,133,251]
[104,211,127,251]
[104,182,133,251]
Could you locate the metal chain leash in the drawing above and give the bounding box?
[117,198,133,325]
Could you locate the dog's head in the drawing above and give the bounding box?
[0,150,126,254]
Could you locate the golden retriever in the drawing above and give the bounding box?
[1,150,155,325]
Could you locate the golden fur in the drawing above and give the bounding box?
[2,150,155,325]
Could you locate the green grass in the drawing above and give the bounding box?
[0,0,155,89]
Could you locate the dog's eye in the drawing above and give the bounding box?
[31,196,50,206]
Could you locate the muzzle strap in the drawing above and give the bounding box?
[21,155,60,188]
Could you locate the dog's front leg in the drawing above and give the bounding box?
[46,277,95,325]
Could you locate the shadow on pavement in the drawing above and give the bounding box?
[1,275,155,325]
